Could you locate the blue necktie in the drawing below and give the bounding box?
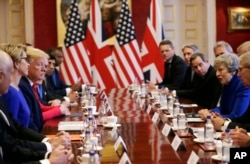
[37,85,43,99]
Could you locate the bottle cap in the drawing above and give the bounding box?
[85,130,90,134]
[89,150,95,156]
[207,115,211,119]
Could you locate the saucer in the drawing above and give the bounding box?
[193,138,204,143]
[78,146,103,151]
[211,154,222,161]
[103,123,121,128]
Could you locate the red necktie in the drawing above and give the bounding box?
[32,84,46,108]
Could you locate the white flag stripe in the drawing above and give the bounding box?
[114,41,142,86]
[149,1,162,42]
[62,48,78,83]
[104,56,117,84]
[77,42,91,83]
[91,66,105,89]
[124,40,143,79]
[113,54,129,87]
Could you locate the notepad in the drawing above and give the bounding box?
[58,121,83,131]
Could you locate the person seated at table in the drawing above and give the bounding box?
[199,53,250,120]
[213,40,233,58]
[212,52,250,132]
[237,40,250,56]
[147,39,187,90]
[19,46,70,131]
[41,53,79,105]
[0,43,31,127]
[177,43,199,97]
[46,47,82,97]
[0,49,73,163]
[177,52,222,109]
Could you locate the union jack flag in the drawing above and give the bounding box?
[141,0,165,83]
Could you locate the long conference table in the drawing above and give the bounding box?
[41,88,219,164]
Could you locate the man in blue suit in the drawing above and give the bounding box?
[46,47,81,98]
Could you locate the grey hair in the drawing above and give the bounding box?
[239,52,250,69]
[213,41,233,53]
[181,43,199,53]
[214,53,239,73]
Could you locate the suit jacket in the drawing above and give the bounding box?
[46,69,70,97]
[193,66,222,108]
[0,98,47,163]
[177,66,196,97]
[40,80,65,106]
[228,104,250,131]
[177,65,222,109]
[18,77,44,132]
[158,55,187,90]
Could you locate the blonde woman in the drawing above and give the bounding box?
[0,44,31,127]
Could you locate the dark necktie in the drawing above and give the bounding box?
[167,63,171,80]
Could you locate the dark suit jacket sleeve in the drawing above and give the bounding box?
[165,57,187,90]
[228,106,250,131]
[46,69,71,97]
[0,118,46,163]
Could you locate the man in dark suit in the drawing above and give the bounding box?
[180,53,222,109]
[46,47,81,98]
[177,43,199,97]
[0,50,73,163]
[148,40,187,90]
[19,76,44,132]
[43,52,79,104]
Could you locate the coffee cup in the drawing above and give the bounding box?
[77,153,90,164]
[106,115,117,125]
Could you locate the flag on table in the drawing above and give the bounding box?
[112,0,143,88]
[141,0,165,83]
[84,0,117,90]
[60,0,92,85]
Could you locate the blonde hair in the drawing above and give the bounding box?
[0,43,26,62]
[26,46,49,60]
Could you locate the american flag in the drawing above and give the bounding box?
[84,0,117,90]
[141,0,165,83]
[60,0,92,85]
[113,0,143,88]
